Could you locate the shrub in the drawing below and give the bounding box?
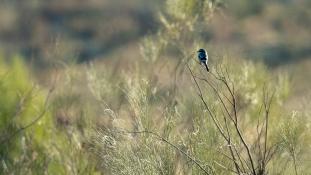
[86,0,310,174]
[0,55,98,175]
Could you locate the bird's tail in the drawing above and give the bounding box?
[204,63,209,72]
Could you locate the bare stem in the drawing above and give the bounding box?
[113,129,213,175]
[0,86,54,145]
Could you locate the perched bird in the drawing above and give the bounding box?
[197,48,209,72]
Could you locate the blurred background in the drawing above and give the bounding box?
[0,0,310,174]
[0,0,310,97]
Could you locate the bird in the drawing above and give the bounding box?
[197,48,209,72]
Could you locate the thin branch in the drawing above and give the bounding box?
[263,89,275,163]
[187,64,227,140]
[195,76,234,123]
[223,114,245,174]
[0,87,54,145]
[206,65,256,174]
[113,129,213,175]
[215,70,257,175]
[188,64,245,174]
[214,160,238,174]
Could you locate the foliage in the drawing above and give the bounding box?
[0,55,98,175]
[85,0,310,174]
[1,0,310,174]
[0,55,52,174]
[86,53,310,174]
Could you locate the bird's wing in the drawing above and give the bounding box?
[198,52,205,59]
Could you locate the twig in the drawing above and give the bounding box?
[214,160,239,174]
[187,64,227,140]
[0,87,54,145]
[214,69,257,175]
[188,64,244,174]
[189,63,258,175]
[112,129,213,175]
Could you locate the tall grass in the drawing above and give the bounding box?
[0,0,310,174]
[86,0,310,174]
[0,55,98,174]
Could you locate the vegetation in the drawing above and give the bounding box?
[0,0,310,175]
[0,56,98,174]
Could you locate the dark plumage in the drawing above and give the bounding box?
[197,48,209,72]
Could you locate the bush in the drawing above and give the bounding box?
[85,0,310,174]
[0,55,53,174]
[0,55,98,175]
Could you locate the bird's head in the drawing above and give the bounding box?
[197,48,206,53]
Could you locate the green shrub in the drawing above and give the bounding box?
[0,55,98,175]
[0,56,53,173]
